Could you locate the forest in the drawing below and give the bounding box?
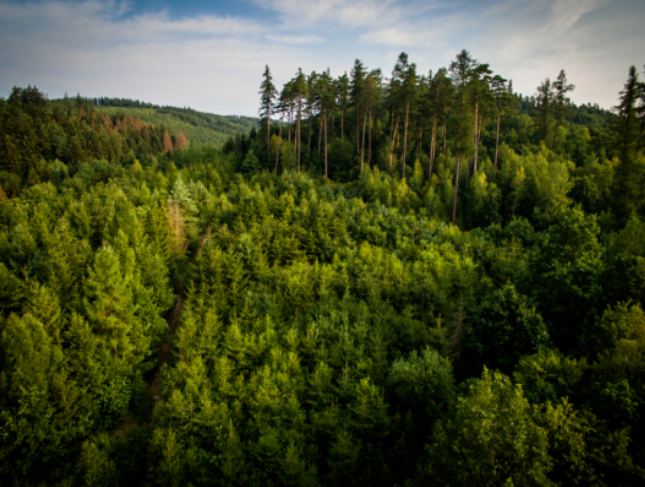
[0,49,644,486]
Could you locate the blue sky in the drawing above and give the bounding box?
[0,0,643,116]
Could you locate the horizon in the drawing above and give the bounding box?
[1,0,643,116]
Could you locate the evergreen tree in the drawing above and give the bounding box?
[350,59,367,156]
[551,70,575,149]
[259,65,278,168]
[449,49,478,224]
[535,77,554,144]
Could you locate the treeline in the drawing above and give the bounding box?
[254,52,643,226]
[93,96,160,109]
[91,96,257,135]
[0,86,189,198]
[0,50,644,487]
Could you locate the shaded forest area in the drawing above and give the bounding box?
[1,49,645,487]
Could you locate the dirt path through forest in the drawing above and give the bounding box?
[143,225,211,486]
[148,274,184,403]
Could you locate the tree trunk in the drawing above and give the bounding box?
[452,103,464,225]
[356,104,360,155]
[368,108,372,166]
[318,115,323,153]
[341,109,344,142]
[429,113,437,181]
[389,115,399,175]
[442,124,447,156]
[494,110,501,178]
[473,102,479,173]
[324,109,328,179]
[402,100,410,179]
[297,96,302,172]
[452,151,460,224]
[553,103,561,149]
[274,117,284,174]
[266,116,271,168]
[308,113,312,156]
[361,107,367,173]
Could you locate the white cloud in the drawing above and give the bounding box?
[265,34,325,44]
[1,0,642,113]
[0,0,326,115]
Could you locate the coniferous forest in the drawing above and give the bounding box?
[1,50,645,486]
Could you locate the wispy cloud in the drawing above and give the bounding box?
[0,0,642,114]
[265,34,325,44]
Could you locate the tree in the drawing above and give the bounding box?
[350,59,367,156]
[337,73,350,142]
[490,74,510,176]
[163,131,174,153]
[174,131,189,150]
[361,72,379,173]
[392,53,417,179]
[449,49,478,224]
[529,207,603,353]
[551,70,575,149]
[387,347,456,458]
[274,83,291,174]
[535,78,554,144]
[385,70,403,175]
[427,68,452,181]
[612,66,643,219]
[469,63,492,174]
[292,69,307,172]
[466,283,550,375]
[259,65,278,167]
[305,71,318,156]
[423,369,551,486]
[318,69,335,179]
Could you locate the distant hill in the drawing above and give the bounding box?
[53,97,258,147]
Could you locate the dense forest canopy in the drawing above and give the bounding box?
[1,49,645,486]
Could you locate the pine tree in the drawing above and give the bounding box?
[337,73,350,142]
[552,70,575,149]
[535,78,554,144]
[449,49,478,224]
[259,65,278,168]
[351,59,367,157]
[428,68,452,180]
[612,66,643,219]
[393,53,417,179]
[490,74,509,177]
[292,69,307,172]
[469,63,492,174]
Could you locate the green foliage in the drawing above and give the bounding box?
[422,369,552,486]
[466,283,550,374]
[97,105,257,147]
[1,65,644,485]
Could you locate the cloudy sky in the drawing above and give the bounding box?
[0,0,643,116]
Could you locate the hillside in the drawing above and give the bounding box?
[52,96,258,147]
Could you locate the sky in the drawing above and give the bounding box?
[0,0,643,116]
